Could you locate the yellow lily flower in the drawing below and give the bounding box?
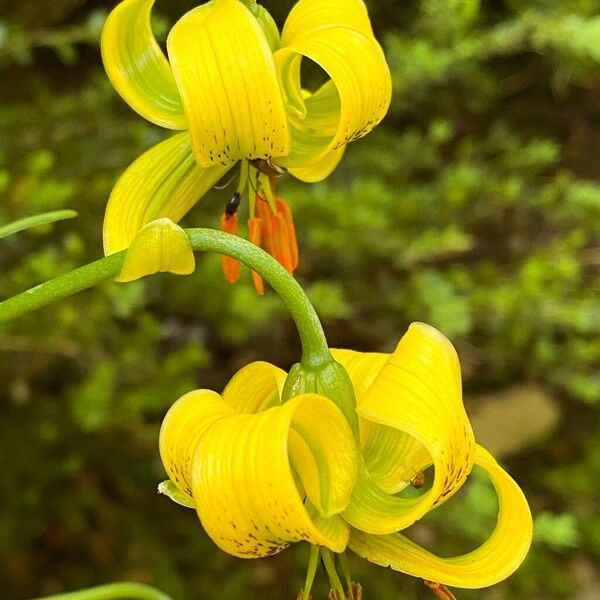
[101,0,391,283]
[159,363,360,556]
[159,322,532,595]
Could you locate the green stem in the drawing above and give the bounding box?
[187,229,330,367]
[28,582,173,600]
[0,229,331,367]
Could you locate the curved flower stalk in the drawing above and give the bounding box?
[159,322,532,597]
[101,0,391,285]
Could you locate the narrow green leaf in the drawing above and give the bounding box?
[0,209,78,240]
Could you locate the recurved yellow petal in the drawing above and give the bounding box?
[191,393,355,557]
[103,132,229,256]
[332,347,430,494]
[288,394,358,516]
[101,0,186,129]
[222,360,287,413]
[330,348,389,401]
[341,323,476,534]
[273,80,343,181]
[275,7,391,180]
[167,0,290,168]
[348,445,533,588]
[116,218,195,282]
[282,0,374,42]
[159,389,234,503]
[286,132,346,183]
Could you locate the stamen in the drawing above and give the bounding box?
[337,553,355,600]
[247,164,260,199]
[219,213,240,283]
[255,196,275,256]
[257,171,277,211]
[276,197,299,270]
[247,217,265,295]
[236,160,249,196]
[322,548,345,600]
[272,213,294,273]
[424,580,458,600]
[298,545,320,600]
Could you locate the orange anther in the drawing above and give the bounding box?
[276,197,299,271]
[272,213,294,273]
[220,212,239,235]
[423,581,457,600]
[248,217,265,295]
[219,213,240,283]
[255,196,275,256]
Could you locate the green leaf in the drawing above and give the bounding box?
[0,209,78,240]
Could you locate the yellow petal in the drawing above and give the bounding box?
[222,360,287,413]
[194,394,356,556]
[103,132,229,256]
[288,394,359,516]
[282,0,375,41]
[286,136,346,183]
[274,3,391,180]
[278,80,344,181]
[167,0,290,168]
[360,426,431,494]
[332,347,430,494]
[159,389,233,504]
[330,348,388,399]
[348,445,533,589]
[342,323,476,534]
[116,218,195,282]
[101,0,186,129]
[161,390,356,557]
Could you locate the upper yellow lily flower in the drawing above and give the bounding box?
[159,323,532,597]
[101,0,391,284]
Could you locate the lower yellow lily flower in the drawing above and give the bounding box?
[159,364,359,556]
[101,0,391,283]
[159,322,532,596]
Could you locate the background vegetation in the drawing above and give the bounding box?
[1,0,600,598]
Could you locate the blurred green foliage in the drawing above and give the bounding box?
[1,0,600,598]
